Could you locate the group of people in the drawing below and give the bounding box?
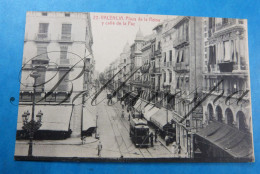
[148,130,159,147]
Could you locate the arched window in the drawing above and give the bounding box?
[237,111,247,131]
[207,104,214,121]
[225,108,234,126]
[216,106,223,123]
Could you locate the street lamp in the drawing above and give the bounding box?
[21,71,43,157]
[95,114,99,139]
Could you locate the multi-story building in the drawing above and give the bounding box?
[17,12,94,139]
[130,28,144,93]
[170,16,204,157]
[160,19,177,108]
[194,17,253,159]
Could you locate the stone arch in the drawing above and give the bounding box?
[236,111,247,131]
[216,105,223,123]
[225,108,234,126]
[207,104,214,121]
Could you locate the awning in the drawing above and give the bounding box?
[150,108,173,130]
[17,104,72,131]
[134,99,148,112]
[196,121,253,158]
[144,104,159,121]
[82,107,96,132]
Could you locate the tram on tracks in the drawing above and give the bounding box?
[129,118,149,147]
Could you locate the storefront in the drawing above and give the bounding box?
[16,104,73,140]
[82,106,96,137]
[194,121,253,160]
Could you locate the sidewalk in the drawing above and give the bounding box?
[16,136,98,146]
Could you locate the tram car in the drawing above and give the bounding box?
[129,118,149,147]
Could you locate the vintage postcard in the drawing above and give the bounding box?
[14,11,254,162]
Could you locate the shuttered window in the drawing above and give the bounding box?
[58,71,69,91]
[60,45,68,59]
[39,23,49,33]
[62,24,72,35]
[37,45,47,59]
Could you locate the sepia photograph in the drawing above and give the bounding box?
[14,11,254,162]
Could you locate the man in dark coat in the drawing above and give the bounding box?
[150,132,154,147]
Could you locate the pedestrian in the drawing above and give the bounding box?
[165,133,169,146]
[172,142,177,154]
[155,129,158,142]
[97,141,102,157]
[121,110,124,118]
[128,112,130,121]
[132,113,135,119]
[178,144,181,156]
[150,132,154,147]
[140,112,144,119]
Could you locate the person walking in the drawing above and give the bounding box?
[165,133,169,146]
[121,110,124,118]
[150,132,154,147]
[97,141,102,157]
[155,129,158,142]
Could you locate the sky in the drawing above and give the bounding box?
[90,12,175,73]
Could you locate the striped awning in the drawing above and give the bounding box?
[196,121,254,159]
[17,104,72,131]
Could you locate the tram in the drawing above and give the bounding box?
[129,118,149,147]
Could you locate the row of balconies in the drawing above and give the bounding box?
[173,35,189,48]
[173,62,189,73]
[202,86,249,99]
[19,91,71,103]
[25,33,73,43]
[208,61,248,73]
[162,61,173,68]
[209,19,244,37]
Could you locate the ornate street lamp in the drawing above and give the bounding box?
[22,71,43,157]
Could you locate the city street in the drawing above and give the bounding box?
[15,91,179,159]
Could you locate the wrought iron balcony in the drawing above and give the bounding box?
[154,49,161,56]
[58,34,73,43]
[173,36,189,48]
[173,62,189,73]
[35,33,51,42]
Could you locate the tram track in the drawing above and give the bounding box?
[112,103,154,158]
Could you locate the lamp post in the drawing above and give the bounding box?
[22,71,43,157]
[95,113,99,139]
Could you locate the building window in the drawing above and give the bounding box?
[61,24,72,40]
[224,41,231,61]
[58,71,69,91]
[42,12,47,16]
[169,71,172,83]
[37,45,47,59]
[180,49,184,62]
[60,45,68,59]
[164,73,166,82]
[35,67,46,92]
[169,50,172,62]
[164,52,166,62]
[65,13,70,17]
[38,23,49,39]
[222,18,228,25]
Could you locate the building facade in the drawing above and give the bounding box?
[194,17,253,159]
[17,12,94,139]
